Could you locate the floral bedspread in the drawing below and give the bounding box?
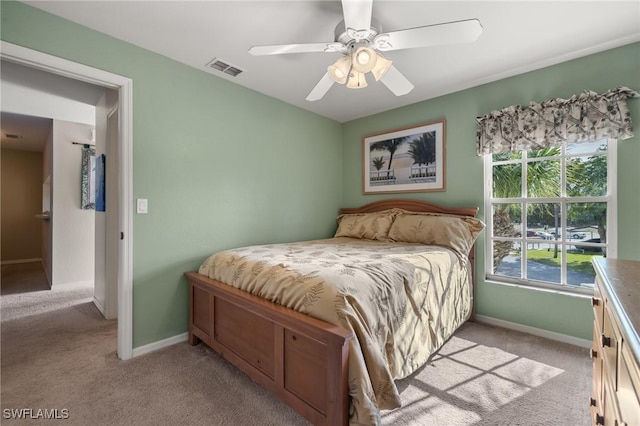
[198,237,472,425]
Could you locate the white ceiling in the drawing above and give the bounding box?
[1,112,52,152]
[1,60,105,151]
[23,1,640,123]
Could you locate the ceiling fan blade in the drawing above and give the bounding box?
[249,43,334,56]
[306,73,335,101]
[341,0,373,31]
[376,19,483,52]
[380,65,414,96]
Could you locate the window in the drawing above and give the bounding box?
[485,139,616,293]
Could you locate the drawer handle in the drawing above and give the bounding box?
[601,334,611,348]
[590,349,598,359]
[595,414,604,425]
[591,297,600,307]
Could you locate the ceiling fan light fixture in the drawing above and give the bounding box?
[327,56,351,84]
[250,2,484,102]
[351,47,377,73]
[371,53,392,81]
[346,71,367,89]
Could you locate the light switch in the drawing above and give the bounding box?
[137,198,148,214]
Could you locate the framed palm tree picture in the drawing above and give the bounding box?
[363,119,446,194]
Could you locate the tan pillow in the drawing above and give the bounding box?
[388,212,485,256]
[334,209,399,241]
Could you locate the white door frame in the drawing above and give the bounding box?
[105,106,120,320]
[1,41,134,360]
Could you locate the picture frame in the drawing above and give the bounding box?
[363,119,446,194]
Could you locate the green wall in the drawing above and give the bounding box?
[1,2,343,347]
[2,1,638,345]
[342,42,640,340]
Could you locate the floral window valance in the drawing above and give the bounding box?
[476,86,639,156]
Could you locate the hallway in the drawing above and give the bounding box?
[0,262,93,322]
[1,261,49,295]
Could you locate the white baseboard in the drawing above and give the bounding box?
[1,258,42,265]
[132,332,189,358]
[52,280,94,290]
[474,314,592,349]
[93,297,106,316]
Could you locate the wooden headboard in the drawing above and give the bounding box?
[340,198,479,218]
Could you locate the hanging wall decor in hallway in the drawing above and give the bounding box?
[81,145,96,210]
[95,154,106,212]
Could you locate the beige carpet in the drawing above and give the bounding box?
[1,284,591,425]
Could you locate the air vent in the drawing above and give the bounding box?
[206,58,244,77]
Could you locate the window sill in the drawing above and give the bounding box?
[483,276,594,298]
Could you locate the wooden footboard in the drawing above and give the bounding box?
[185,271,353,425]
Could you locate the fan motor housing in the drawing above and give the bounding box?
[334,19,382,48]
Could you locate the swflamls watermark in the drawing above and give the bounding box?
[3,408,69,420]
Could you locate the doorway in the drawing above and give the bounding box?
[0,41,134,360]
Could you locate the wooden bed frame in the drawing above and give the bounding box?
[186,199,479,425]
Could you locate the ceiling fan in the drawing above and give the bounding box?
[248,0,483,101]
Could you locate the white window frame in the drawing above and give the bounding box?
[484,139,617,294]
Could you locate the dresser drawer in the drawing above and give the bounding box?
[602,305,621,389]
[592,280,604,332]
[591,322,602,400]
[591,324,604,419]
[617,342,640,426]
[602,378,622,426]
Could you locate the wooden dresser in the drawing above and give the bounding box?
[591,257,640,426]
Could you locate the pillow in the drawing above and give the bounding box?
[334,209,400,241]
[388,211,485,257]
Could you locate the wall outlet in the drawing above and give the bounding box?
[136,198,148,214]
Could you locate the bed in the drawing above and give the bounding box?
[185,199,482,425]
